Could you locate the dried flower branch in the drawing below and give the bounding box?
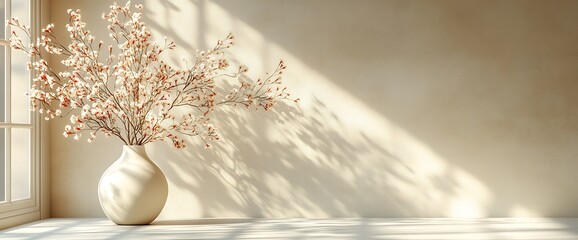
[8,1,297,148]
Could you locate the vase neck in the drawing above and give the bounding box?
[123,145,146,156]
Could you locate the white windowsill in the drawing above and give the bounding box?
[2,218,578,239]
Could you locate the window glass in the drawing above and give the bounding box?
[10,0,30,124]
[11,0,28,26]
[11,128,30,201]
[0,0,5,39]
[0,45,5,122]
[0,128,4,202]
[10,50,29,123]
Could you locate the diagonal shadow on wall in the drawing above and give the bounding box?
[142,0,578,218]
[139,0,507,218]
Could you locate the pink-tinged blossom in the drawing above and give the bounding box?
[8,1,296,148]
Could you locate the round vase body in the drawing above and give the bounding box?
[98,145,168,225]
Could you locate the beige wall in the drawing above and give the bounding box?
[50,0,578,218]
[40,0,52,220]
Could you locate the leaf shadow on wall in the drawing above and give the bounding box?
[203,0,578,218]
[142,0,496,218]
[149,97,479,218]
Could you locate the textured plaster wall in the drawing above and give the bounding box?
[50,0,578,218]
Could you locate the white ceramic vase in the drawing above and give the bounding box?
[98,145,168,225]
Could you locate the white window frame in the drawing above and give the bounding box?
[0,0,41,229]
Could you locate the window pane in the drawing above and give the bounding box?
[11,128,30,201]
[11,0,28,25]
[10,49,29,123]
[0,45,4,122]
[0,128,4,202]
[10,0,30,123]
[0,0,5,39]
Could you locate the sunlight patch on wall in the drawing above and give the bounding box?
[143,0,495,218]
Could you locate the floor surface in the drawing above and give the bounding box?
[2,218,578,239]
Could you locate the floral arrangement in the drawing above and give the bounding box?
[8,1,296,148]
